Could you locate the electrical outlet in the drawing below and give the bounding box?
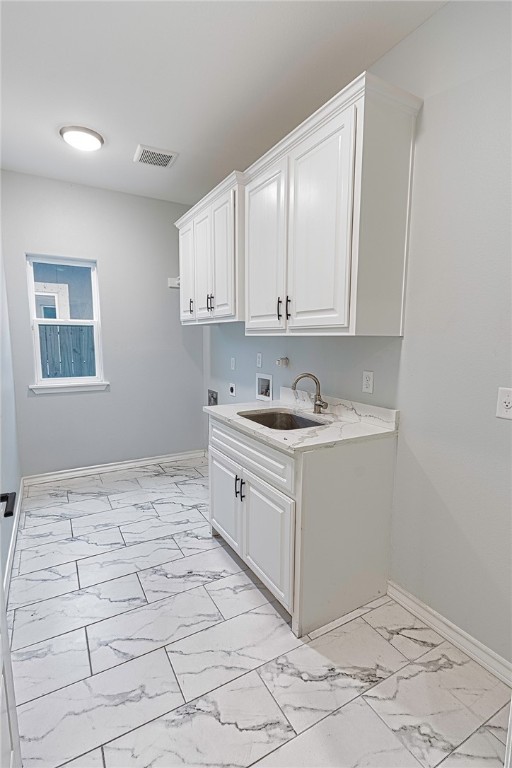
[230,357,236,371]
[496,387,512,419]
[362,371,374,394]
[229,383,236,397]
[256,353,262,368]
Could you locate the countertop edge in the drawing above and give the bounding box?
[204,404,398,456]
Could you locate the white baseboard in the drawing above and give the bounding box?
[23,449,207,487]
[388,581,512,686]
[3,478,24,598]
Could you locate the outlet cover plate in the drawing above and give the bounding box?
[362,371,374,394]
[496,387,512,419]
[229,383,236,397]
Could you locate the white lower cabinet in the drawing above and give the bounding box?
[209,447,295,611]
[243,470,294,611]
[208,416,397,638]
[210,449,242,555]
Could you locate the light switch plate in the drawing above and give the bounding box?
[256,353,262,368]
[230,357,236,371]
[496,387,512,419]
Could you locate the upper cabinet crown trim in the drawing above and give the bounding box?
[244,72,422,182]
[175,170,247,228]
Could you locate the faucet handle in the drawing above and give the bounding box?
[315,397,328,412]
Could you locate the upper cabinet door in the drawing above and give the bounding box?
[287,106,356,330]
[194,209,212,320]
[179,223,196,321]
[245,160,288,332]
[211,191,235,319]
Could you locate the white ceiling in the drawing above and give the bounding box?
[1,1,444,206]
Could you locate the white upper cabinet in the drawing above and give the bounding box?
[176,73,421,335]
[244,72,422,336]
[175,172,245,325]
[194,209,212,320]
[287,106,355,330]
[211,191,235,318]
[245,160,288,332]
[178,222,195,322]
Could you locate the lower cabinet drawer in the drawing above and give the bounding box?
[209,419,295,495]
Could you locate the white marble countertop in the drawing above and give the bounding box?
[203,388,399,456]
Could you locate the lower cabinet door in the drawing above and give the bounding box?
[209,448,242,555]
[242,471,295,611]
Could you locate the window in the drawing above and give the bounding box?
[27,255,108,393]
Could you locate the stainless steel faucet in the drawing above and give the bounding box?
[291,373,328,414]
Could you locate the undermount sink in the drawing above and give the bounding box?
[238,409,326,430]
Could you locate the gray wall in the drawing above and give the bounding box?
[1,244,21,574]
[206,323,402,407]
[371,1,511,661]
[1,171,203,476]
[205,2,511,659]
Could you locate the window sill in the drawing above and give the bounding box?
[29,381,110,395]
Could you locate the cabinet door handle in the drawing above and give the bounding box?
[277,296,282,320]
[286,295,291,320]
[239,479,246,501]
[234,475,240,498]
[206,294,211,311]
[210,294,214,311]
[189,298,193,314]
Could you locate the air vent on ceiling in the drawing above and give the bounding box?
[133,144,178,168]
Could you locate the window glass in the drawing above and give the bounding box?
[32,262,93,320]
[35,294,57,318]
[38,325,96,378]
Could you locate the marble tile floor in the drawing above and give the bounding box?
[7,456,510,768]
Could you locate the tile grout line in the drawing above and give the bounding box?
[254,667,298,737]
[11,576,235,654]
[18,512,212,573]
[134,570,149,604]
[16,595,291,707]
[96,665,293,763]
[8,537,235,614]
[15,463,490,768]
[162,646,187,704]
[359,644,511,768]
[15,539,128,579]
[16,642,177,709]
[437,699,512,760]
[84,624,94,678]
[22,487,187,520]
[96,651,419,768]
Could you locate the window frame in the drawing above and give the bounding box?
[26,254,109,393]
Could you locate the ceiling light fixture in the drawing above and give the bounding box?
[59,126,104,152]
